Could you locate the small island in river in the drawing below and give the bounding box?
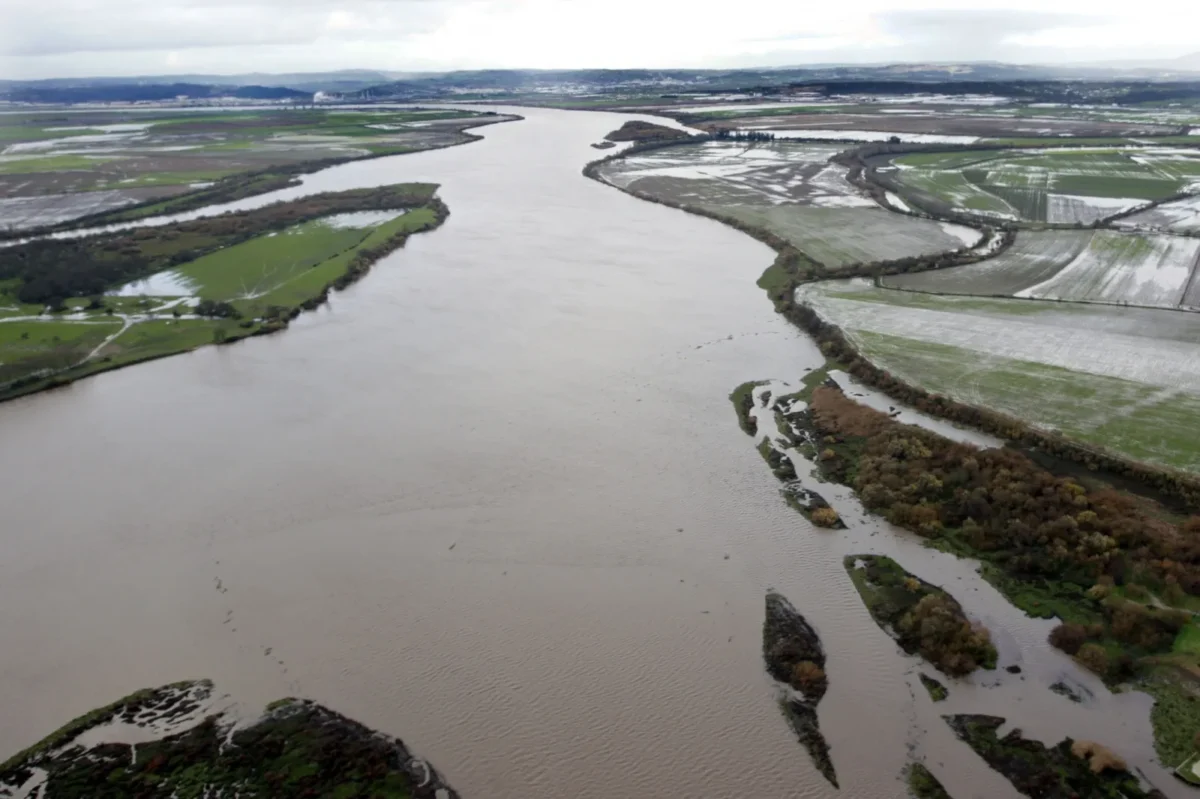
[762,591,838,787]
[0,183,447,403]
[0,680,459,798]
[845,554,997,676]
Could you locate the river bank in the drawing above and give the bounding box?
[2,106,1192,799]
[0,185,447,403]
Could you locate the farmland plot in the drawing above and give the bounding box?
[889,147,1197,223]
[882,231,1091,295]
[597,141,874,206]
[598,141,981,269]
[800,281,1200,392]
[1016,231,1200,309]
[1119,195,1200,233]
[707,205,977,269]
[797,280,1200,471]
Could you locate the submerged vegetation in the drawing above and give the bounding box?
[0,681,459,798]
[945,715,1154,799]
[845,554,997,676]
[907,762,954,799]
[762,592,837,788]
[587,112,1200,787]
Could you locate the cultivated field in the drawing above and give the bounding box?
[884,230,1200,310]
[1119,194,1200,233]
[882,147,1200,224]
[798,280,1200,471]
[0,109,504,230]
[597,141,981,269]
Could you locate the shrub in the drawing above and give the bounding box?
[1070,740,1127,774]
[1049,623,1089,656]
[790,661,827,697]
[1076,643,1109,676]
[811,507,841,528]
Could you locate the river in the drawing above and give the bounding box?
[0,107,1184,798]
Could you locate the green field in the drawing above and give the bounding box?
[0,320,122,383]
[0,188,444,403]
[0,154,121,174]
[889,146,1199,223]
[171,219,382,300]
[845,327,1200,473]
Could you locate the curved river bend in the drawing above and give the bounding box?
[0,107,1181,798]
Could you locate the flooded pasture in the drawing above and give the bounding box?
[0,107,1188,798]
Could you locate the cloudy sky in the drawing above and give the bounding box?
[3,0,1198,79]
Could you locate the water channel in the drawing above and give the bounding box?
[0,107,1185,798]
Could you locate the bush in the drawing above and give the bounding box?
[790,661,827,697]
[1049,623,1089,656]
[1076,643,1109,676]
[898,594,996,676]
[1070,740,1127,774]
[810,507,841,528]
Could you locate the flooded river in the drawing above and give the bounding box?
[0,108,1184,798]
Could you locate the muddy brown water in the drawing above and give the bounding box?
[0,107,1186,798]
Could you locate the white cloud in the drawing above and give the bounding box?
[1,0,1197,79]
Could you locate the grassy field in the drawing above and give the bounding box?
[0,320,123,383]
[0,108,499,232]
[169,220,381,299]
[1015,232,1200,308]
[0,187,444,403]
[889,146,1200,223]
[799,281,1200,472]
[883,229,1200,311]
[883,230,1091,295]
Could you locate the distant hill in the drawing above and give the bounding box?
[9,61,1200,106]
[0,83,311,104]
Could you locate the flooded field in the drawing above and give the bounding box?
[1,107,1196,799]
[882,146,1200,223]
[595,140,980,269]
[0,108,510,230]
[800,279,1200,472]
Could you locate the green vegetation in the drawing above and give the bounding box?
[0,682,459,799]
[887,145,1198,223]
[907,763,953,799]
[763,592,837,788]
[919,673,949,702]
[1140,672,1200,766]
[0,320,122,383]
[0,682,196,778]
[0,108,502,236]
[0,184,446,403]
[3,183,437,304]
[801,379,1200,755]
[604,120,688,142]
[946,715,1153,799]
[845,554,997,675]
[0,154,121,174]
[730,380,767,435]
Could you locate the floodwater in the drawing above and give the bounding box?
[0,107,1187,798]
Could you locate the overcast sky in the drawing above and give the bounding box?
[3,0,1198,80]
